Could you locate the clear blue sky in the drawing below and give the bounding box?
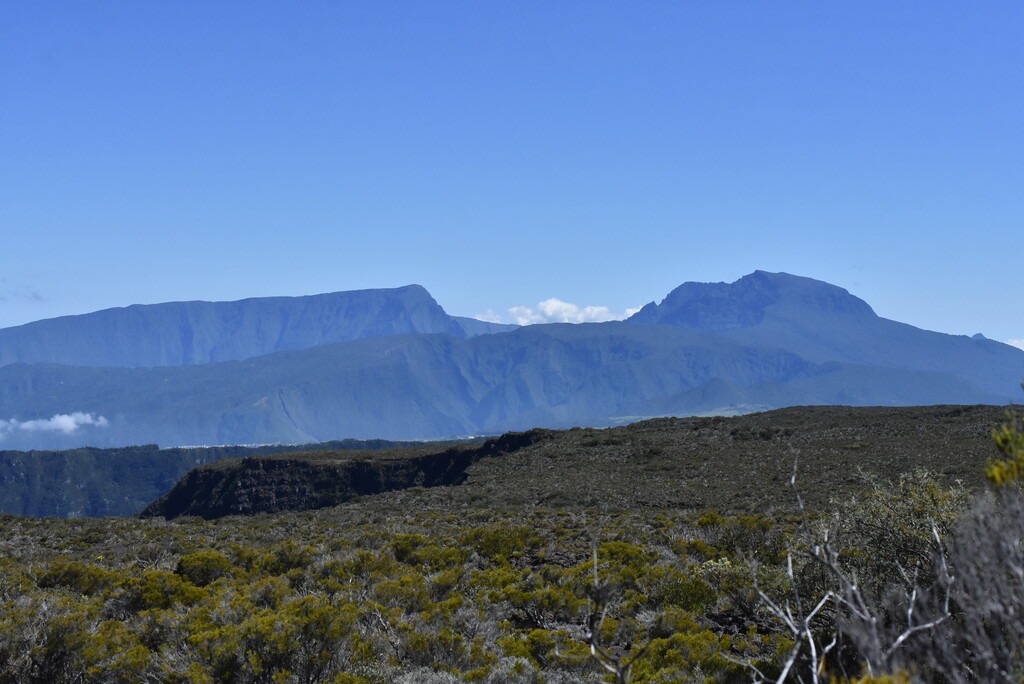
[2,2,1022,346]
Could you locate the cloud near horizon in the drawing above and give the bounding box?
[1008,339,1024,351]
[0,279,46,304]
[474,309,504,324]
[0,412,109,440]
[504,298,641,326]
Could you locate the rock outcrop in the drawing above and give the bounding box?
[140,428,554,519]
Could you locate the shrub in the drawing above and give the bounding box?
[137,569,206,609]
[986,410,1024,485]
[462,523,538,563]
[887,487,1024,682]
[176,549,237,587]
[37,559,120,596]
[814,469,968,600]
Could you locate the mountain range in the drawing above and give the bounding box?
[0,271,1021,450]
[0,284,513,368]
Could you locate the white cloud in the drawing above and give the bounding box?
[1008,339,1024,351]
[0,412,109,440]
[474,309,503,324]
[507,298,639,326]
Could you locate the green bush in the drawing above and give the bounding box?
[821,469,968,598]
[37,559,120,596]
[462,523,538,563]
[176,549,237,587]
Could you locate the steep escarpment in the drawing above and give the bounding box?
[141,428,554,519]
[141,405,1014,520]
[0,285,478,369]
[0,438,426,518]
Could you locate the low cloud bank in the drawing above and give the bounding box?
[1008,339,1024,351]
[0,412,109,440]
[507,298,640,326]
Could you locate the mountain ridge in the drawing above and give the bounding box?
[628,270,877,329]
[0,285,506,369]
[1,272,1021,450]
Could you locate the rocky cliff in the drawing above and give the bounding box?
[141,428,554,519]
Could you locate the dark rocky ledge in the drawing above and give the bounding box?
[140,428,554,520]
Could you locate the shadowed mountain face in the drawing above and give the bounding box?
[0,272,1021,450]
[0,285,502,368]
[627,271,1021,398]
[628,271,876,330]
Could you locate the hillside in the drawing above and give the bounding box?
[142,404,1007,520]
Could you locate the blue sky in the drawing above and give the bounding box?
[2,2,1022,347]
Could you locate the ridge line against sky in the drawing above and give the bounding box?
[1,2,1021,345]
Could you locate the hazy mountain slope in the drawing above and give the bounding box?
[0,285,474,368]
[1,272,1021,450]
[0,322,1009,450]
[628,271,1024,397]
[452,316,518,336]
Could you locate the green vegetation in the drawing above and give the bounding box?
[0,405,1022,681]
[146,406,1005,521]
[985,410,1024,485]
[0,506,792,682]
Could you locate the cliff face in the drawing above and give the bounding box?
[140,429,554,519]
[0,285,473,369]
[0,438,428,518]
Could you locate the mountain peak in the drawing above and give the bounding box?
[0,284,469,369]
[627,271,876,331]
[3,272,1023,451]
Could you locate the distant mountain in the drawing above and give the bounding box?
[629,270,876,331]
[0,285,497,368]
[627,271,1020,398]
[0,272,1021,450]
